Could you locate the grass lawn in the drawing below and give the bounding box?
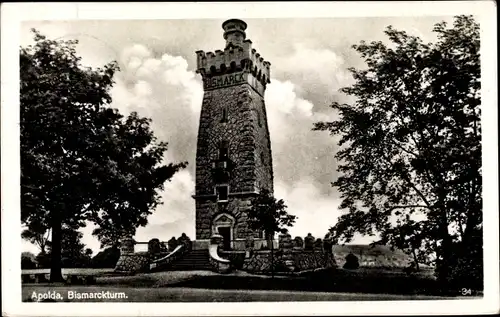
[22,268,482,302]
[22,267,481,302]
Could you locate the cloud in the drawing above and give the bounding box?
[273,43,352,106]
[275,180,341,239]
[135,170,196,242]
[265,78,339,194]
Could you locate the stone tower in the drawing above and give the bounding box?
[193,19,273,250]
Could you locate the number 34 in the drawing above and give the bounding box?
[461,288,472,295]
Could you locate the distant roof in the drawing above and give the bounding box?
[333,244,407,257]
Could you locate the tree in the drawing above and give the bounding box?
[21,220,50,255]
[58,227,91,268]
[21,30,187,281]
[314,16,481,288]
[247,188,297,277]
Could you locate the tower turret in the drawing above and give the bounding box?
[195,20,271,97]
[222,19,247,48]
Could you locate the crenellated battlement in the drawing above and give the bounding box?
[195,19,271,89]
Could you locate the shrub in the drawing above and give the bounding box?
[35,252,51,269]
[21,254,37,269]
[90,246,120,268]
[343,253,360,270]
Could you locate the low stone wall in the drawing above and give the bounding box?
[220,251,246,269]
[241,250,335,274]
[293,251,336,272]
[242,250,281,273]
[240,233,337,275]
[114,252,150,273]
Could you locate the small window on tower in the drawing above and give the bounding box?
[216,185,229,202]
[221,107,228,123]
[219,140,229,160]
[257,110,262,127]
[260,152,265,165]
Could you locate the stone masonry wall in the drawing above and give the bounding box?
[241,250,336,274]
[293,251,336,272]
[195,83,272,240]
[196,196,262,239]
[114,252,150,273]
[195,84,269,195]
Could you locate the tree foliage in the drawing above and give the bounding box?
[21,30,187,281]
[314,16,481,287]
[247,189,296,277]
[247,188,297,238]
[21,252,37,269]
[21,221,50,254]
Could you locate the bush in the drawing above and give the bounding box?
[21,254,37,269]
[343,253,360,270]
[90,246,120,268]
[35,252,51,269]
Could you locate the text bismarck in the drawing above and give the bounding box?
[203,72,246,90]
[30,290,128,301]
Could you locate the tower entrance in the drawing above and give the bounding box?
[218,227,231,251]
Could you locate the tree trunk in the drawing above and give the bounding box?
[270,234,274,279]
[50,210,64,282]
[411,248,420,271]
[437,222,453,288]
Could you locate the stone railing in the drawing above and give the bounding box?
[208,234,231,274]
[114,237,181,274]
[149,245,185,272]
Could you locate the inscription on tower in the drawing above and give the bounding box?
[193,19,274,250]
[203,72,245,90]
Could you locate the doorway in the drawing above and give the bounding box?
[218,227,231,251]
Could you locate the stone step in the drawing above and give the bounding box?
[157,249,212,271]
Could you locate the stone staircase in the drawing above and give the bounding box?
[167,249,212,271]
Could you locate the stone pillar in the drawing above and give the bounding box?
[323,236,333,254]
[120,238,135,254]
[148,238,161,255]
[279,233,294,272]
[314,238,323,251]
[245,237,254,258]
[304,233,315,251]
[293,236,304,250]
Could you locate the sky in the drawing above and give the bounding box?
[19,16,457,255]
